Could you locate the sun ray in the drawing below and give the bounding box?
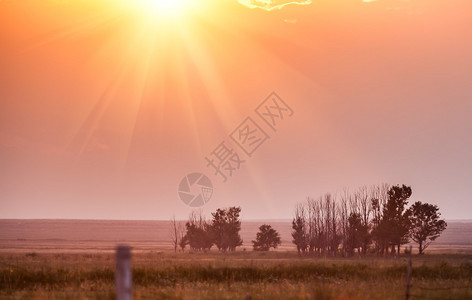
[173,41,206,160]
[178,24,240,137]
[118,24,162,170]
[66,19,157,159]
[23,13,120,53]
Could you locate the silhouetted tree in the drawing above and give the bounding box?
[185,223,213,251]
[179,234,188,252]
[345,213,363,256]
[408,201,447,254]
[252,224,281,251]
[295,183,425,257]
[292,204,308,254]
[211,208,229,252]
[358,186,372,255]
[170,215,185,253]
[184,211,213,251]
[183,208,243,252]
[323,193,340,256]
[225,206,243,251]
[170,215,179,253]
[307,197,325,255]
[370,184,390,255]
[307,197,316,254]
[210,206,243,252]
[381,185,412,256]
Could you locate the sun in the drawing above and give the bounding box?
[132,0,192,18]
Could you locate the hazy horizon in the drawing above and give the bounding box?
[2,217,472,222]
[2,219,471,254]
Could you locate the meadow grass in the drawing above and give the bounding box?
[1,251,471,299]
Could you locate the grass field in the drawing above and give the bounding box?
[0,220,471,299]
[1,251,471,299]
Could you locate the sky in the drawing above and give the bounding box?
[1,0,471,220]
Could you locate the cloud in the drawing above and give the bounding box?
[238,0,312,11]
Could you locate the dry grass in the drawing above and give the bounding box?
[1,251,471,299]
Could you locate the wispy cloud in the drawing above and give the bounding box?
[238,0,312,11]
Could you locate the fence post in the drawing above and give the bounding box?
[116,245,132,300]
[405,245,412,300]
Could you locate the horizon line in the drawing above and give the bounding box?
[1,218,471,222]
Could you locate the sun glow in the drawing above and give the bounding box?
[128,0,193,18]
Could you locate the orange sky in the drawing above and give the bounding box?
[1,0,471,220]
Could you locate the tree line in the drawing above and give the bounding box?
[291,184,447,256]
[170,183,446,255]
[170,206,281,253]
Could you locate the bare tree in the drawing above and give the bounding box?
[292,203,308,254]
[358,186,371,255]
[315,197,325,255]
[178,222,187,252]
[330,193,340,256]
[340,188,350,257]
[307,197,324,256]
[188,209,206,228]
[370,183,390,255]
[323,194,332,256]
[307,197,316,254]
[170,215,179,253]
[297,183,430,258]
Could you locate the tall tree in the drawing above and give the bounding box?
[170,215,185,253]
[185,223,213,251]
[210,208,228,251]
[210,206,243,252]
[325,193,340,256]
[313,197,326,255]
[292,204,308,254]
[345,213,363,256]
[382,185,412,256]
[307,197,316,254]
[170,215,179,253]
[358,186,372,255]
[252,224,281,251]
[340,190,350,257]
[178,232,188,252]
[225,206,243,251]
[408,201,447,254]
[184,210,213,251]
[370,183,390,255]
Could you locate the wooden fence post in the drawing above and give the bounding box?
[405,245,412,300]
[116,245,132,300]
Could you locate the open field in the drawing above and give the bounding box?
[1,251,471,299]
[0,220,471,299]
